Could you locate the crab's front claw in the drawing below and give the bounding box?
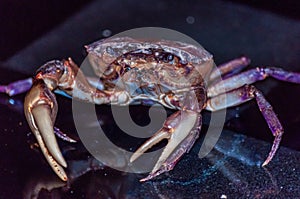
[24,79,68,181]
[130,111,201,182]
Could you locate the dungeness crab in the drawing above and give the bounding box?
[1,37,300,182]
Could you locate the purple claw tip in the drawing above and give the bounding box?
[241,56,251,65]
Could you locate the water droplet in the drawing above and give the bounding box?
[186,16,195,24]
[220,194,227,199]
[102,29,112,37]
[8,99,15,105]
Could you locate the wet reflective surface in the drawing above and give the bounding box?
[0,0,300,198]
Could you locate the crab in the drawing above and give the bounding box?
[1,37,300,182]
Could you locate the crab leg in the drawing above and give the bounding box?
[0,78,33,96]
[209,56,251,81]
[206,85,283,166]
[208,67,300,97]
[53,127,77,143]
[0,75,102,98]
[130,111,201,181]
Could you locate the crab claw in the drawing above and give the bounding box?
[130,111,201,182]
[23,58,111,181]
[24,79,68,181]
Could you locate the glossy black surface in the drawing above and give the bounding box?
[0,0,299,198]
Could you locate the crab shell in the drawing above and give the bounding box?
[85,37,214,111]
[86,37,214,80]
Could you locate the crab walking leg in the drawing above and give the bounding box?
[206,85,283,166]
[0,76,103,98]
[0,78,33,96]
[209,56,251,81]
[54,127,77,143]
[208,67,300,97]
[130,111,201,181]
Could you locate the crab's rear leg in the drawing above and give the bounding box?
[208,66,300,97]
[130,111,201,181]
[209,56,251,81]
[206,85,283,166]
[207,65,300,165]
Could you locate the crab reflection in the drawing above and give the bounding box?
[206,131,279,198]
[23,157,134,199]
[146,130,279,198]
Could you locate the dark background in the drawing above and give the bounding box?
[0,0,299,61]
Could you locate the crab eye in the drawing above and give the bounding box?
[167,54,174,62]
[124,65,131,72]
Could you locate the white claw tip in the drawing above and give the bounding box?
[262,161,268,167]
[130,153,141,163]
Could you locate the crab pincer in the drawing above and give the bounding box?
[24,58,95,181]
[24,58,115,181]
[130,111,202,181]
[24,61,69,181]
